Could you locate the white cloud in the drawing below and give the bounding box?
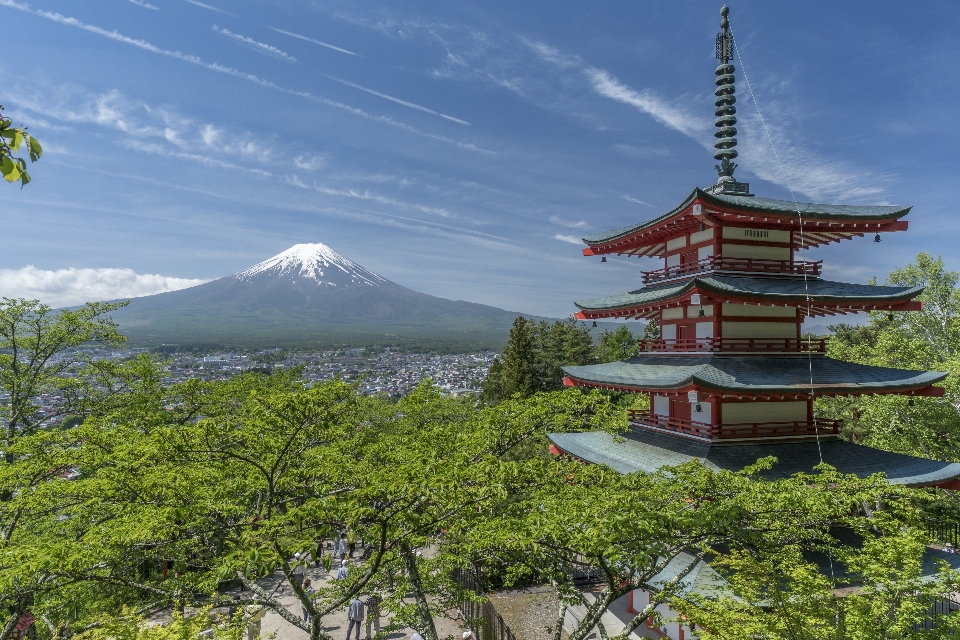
[183,0,231,15]
[549,215,586,228]
[585,68,706,138]
[618,194,653,207]
[128,0,159,9]
[0,266,207,308]
[267,26,359,57]
[321,74,470,125]
[553,234,583,244]
[213,26,297,63]
[294,154,326,170]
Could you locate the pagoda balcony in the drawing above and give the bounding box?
[628,410,841,441]
[641,256,822,284]
[637,337,828,354]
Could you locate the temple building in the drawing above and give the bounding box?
[547,6,960,490]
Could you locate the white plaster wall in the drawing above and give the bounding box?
[695,322,714,338]
[653,395,670,416]
[661,324,677,340]
[691,401,712,424]
[666,236,688,251]
[697,244,714,260]
[721,243,791,260]
[722,321,797,338]
[722,401,807,424]
[662,308,684,320]
[687,305,714,318]
[722,303,796,317]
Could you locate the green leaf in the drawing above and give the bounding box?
[0,129,23,152]
[27,134,42,161]
[1,155,21,182]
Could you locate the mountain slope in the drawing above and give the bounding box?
[108,244,534,351]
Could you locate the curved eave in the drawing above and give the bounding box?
[581,188,911,256]
[547,430,960,487]
[560,357,947,396]
[573,278,924,319]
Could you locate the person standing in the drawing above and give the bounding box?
[346,596,365,640]
[337,533,349,560]
[335,559,349,581]
[292,552,305,589]
[364,594,381,640]
[347,529,357,558]
[301,578,316,622]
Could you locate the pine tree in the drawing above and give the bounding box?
[596,324,639,363]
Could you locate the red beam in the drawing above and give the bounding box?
[581,247,596,256]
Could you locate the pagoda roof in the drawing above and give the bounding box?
[581,188,910,256]
[574,275,924,319]
[561,356,946,396]
[547,428,960,487]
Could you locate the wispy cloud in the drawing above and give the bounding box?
[267,26,359,57]
[213,26,297,63]
[312,183,458,219]
[0,266,206,307]
[585,68,705,138]
[549,215,586,228]
[128,0,159,10]
[553,234,583,244]
[294,154,326,171]
[321,74,470,125]
[618,194,653,207]
[0,1,492,154]
[183,0,231,15]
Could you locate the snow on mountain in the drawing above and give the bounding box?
[232,243,396,288]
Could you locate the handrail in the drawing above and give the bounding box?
[637,337,827,353]
[629,410,841,440]
[641,256,822,284]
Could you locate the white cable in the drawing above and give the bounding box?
[730,31,823,465]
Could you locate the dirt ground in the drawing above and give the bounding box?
[487,586,566,640]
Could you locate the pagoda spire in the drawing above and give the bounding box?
[707,5,751,196]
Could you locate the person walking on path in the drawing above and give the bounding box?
[335,559,349,581]
[346,596,365,640]
[300,578,316,621]
[336,532,349,560]
[364,594,381,640]
[347,529,357,557]
[292,552,306,589]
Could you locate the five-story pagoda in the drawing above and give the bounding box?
[549,6,960,488]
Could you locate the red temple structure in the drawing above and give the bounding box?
[548,6,960,489]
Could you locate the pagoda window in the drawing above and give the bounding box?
[695,322,714,339]
[691,401,712,425]
[661,324,677,340]
[652,395,669,417]
[666,253,681,268]
[722,227,791,243]
[722,400,807,425]
[722,321,797,339]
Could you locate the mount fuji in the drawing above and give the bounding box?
[106,243,532,350]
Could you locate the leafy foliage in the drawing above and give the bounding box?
[0,105,41,187]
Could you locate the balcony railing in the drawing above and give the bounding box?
[641,256,822,284]
[637,337,827,353]
[629,410,841,441]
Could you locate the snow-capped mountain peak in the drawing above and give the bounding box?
[233,243,395,288]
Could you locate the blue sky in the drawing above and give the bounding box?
[1,0,959,318]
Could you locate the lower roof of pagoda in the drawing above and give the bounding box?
[573,275,923,319]
[547,428,960,487]
[561,356,946,396]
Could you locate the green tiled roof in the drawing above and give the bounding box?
[561,356,946,393]
[547,429,960,487]
[582,188,912,245]
[575,275,923,311]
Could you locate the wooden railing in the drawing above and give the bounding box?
[629,410,841,440]
[641,256,822,284]
[637,337,827,353]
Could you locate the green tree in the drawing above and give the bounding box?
[0,105,41,187]
[481,317,595,403]
[821,253,960,463]
[596,325,638,363]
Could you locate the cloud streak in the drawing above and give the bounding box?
[128,0,159,10]
[586,68,705,138]
[213,26,297,63]
[267,26,359,57]
[321,74,470,125]
[549,215,586,228]
[183,0,231,15]
[0,266,206,308]
[0,1,491,153]
[553,234,583,245]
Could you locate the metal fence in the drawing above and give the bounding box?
[913,596,960,634]
[451,568,517,640]
[927,517,960,548]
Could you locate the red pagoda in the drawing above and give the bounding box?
[548,6,960,488]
